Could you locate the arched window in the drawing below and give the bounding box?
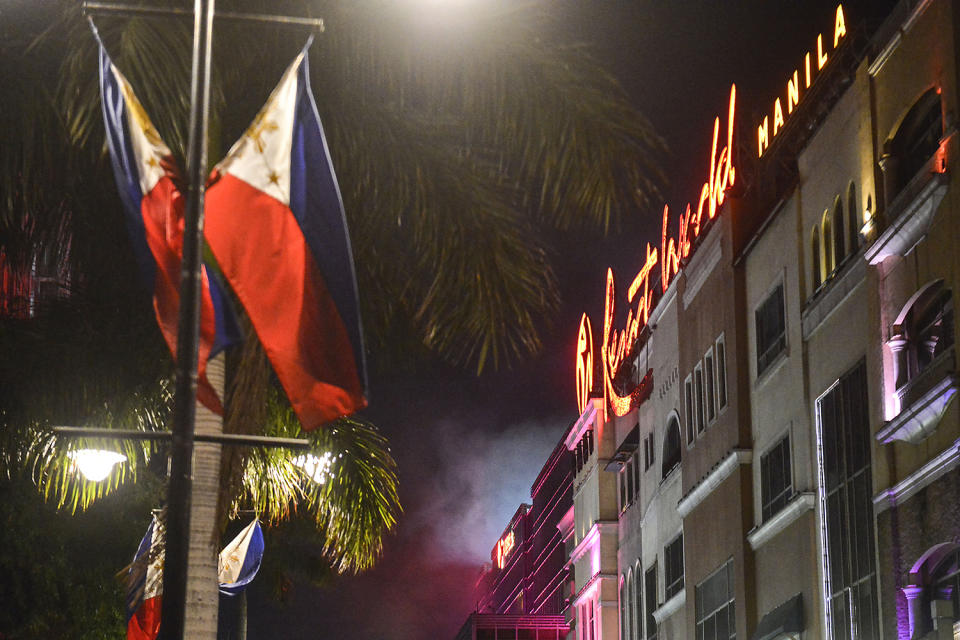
[821,211,834,276]
[625,570,634,640]
[889,88,943,193]
[811,226,822,292]
[847,182,859,251]
[832,195,845,264]
[904,543,960,638]
[891,280,954,391]
[661,415,682,479]
[618,576,627,640]
[634,561,644,640]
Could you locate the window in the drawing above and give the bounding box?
[890,280,954,394]
[887,87,942,196]
[715,336,728,410]
[620,466,627,511]
[705,349,716,422]
[695,560,735,640]
[755,283,786,376]
[694,363,705,434]
[684,375,695,445]
[822,212,834,276]
[625,571,634,640]
[633,450,641,499]
[811,226,822,291]
[760,435,792,522]
[904,545,960,638]
[832,195,845,265]
[627,455,636,505]
[817,361,878,639]
[846,182,859,252]
[619,576,630,640]
[661,417,681,480]
[645,563,658,640]
[643,433,655,471]
[576,429,595,474]
[664,534,684,600]
[587,597,595,640]
[634,562,643,640]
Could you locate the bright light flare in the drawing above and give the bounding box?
[67,449,127,482]
[291,452,334,484]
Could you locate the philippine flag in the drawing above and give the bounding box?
[125,515,164,640]
[97,36,239,414]
[217,519,265,596]
[205,41,367,430]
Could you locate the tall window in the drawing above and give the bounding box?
[715,335,728,410]
[817,361,878,639]
[633,450,642,499]
[664,534,685,600]
[705,349,716,422]
[846,183,859,252]
[695,559,735,640]
[588,597,595,640]
[832,196,845,265]
[661,417,682,480]
[645,563,658,640]
[760,435,792,522]
[626,571,634,640]
[684,375,695,445]
[634,562,643,640]
[822,213,834,275]
[619,576,630,640]
[811,226,822,291]
[694,363,705,434]
[643,433,655,471]
[755,283,786,376]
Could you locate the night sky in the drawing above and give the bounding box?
[246,1,896,638]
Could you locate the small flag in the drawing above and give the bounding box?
[96,33,240,414]
[217,519,265,596]
[205,41,367,430]
[126,515,164,640]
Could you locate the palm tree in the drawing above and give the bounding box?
[2,0,665,635]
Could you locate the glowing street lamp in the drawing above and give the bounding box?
[291,452,334,484]
[67,449,127,482]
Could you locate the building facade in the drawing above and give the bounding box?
[463,1,959,638]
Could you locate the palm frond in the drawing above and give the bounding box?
[235,394,400,574]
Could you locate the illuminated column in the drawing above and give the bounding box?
[879,150,900,212]
[902,585,925,639]
[887,334,910,392]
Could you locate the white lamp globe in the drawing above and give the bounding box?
[67,449,127,482]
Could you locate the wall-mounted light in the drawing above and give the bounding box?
[67,449,127,482]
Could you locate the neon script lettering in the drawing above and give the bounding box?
[590,85,737,418]
[576,314,594,415]
[758,4,846,156]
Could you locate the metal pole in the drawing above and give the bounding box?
[53,426,312,449]
[81,2,324,31]
[159,0,214,636]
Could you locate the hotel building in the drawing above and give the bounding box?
[462,0,959,638]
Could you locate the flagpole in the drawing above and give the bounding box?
[159,0,214,637]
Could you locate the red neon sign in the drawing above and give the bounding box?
[576,314,594,415]
[579,85,737,418]
[494,530,515,569]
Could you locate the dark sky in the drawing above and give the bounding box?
[248,1,895,638]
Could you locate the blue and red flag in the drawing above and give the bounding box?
[217,519,265,596]
[97,37,240,413]
[125,515,163,640]
[205,42,367,429]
